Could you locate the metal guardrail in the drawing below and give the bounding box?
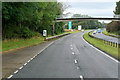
[88,32,120,48]
[46,33,70,41]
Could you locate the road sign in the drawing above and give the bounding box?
[68,21,72,30]
[78,25,82,30]
[43,30,47,37]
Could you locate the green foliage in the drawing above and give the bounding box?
[106,21,120,35]
[114,1,120,15]
[2,2,64,39]
[54,22,64,34]
[71,14,104,29]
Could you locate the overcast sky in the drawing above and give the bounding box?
[58,0,119,23]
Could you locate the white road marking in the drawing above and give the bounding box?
[7,41,55,79]
[82,35,119,63]
[14,70,18,74]
[72,52,75,55]
[24,63,27,66]
[77,67,79,69]
[30,58,33,60]
[19,66,23,70]
[74,59,78,64]
[8,75,13,79]
[70,45,72,47]
[27,60,31,63]
[79,75,84,80]
[71,48,73,50]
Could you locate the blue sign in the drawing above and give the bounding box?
[68,21,72,29]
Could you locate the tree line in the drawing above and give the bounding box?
[65,14,106,29]
[2,2,64,39]
[106,1,120,35]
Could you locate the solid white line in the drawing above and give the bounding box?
[19,66,23,70]
[82,35,119,63]
[14,70,18,74]
[79,75,84,80]
[8,75,13,79]
[24,63,27,66]
[72,52,75,55]
[74,59,78,64]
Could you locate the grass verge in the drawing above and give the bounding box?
[2,30,80,53]
[2,36,45,52]
[83,31,119,60]
[102,30,120,38]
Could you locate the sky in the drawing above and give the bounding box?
[58,0,119,23]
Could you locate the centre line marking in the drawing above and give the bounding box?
[80,75,84,80]
[74,59,78,64]
[72,52,75,55]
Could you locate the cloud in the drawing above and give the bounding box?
[63,2,117,18]
[58,0,119,2]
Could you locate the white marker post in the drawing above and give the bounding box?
[43,30,47,41]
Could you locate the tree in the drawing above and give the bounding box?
[2,2,64,39]
[114,1,120,15]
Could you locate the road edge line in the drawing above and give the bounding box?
[7,41,54,79]
[82,34,119,63]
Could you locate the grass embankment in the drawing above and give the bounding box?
[2,30,80,53]
[2,36,45,52]
[102,30,120,38]
[83,31,119,60]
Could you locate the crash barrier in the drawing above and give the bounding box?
[46,33,71,41]
[88,31,120,48]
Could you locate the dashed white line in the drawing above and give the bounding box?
[70,45,72,47]
[24,63,27,66]
[8,75,13,79]
[77,67,79,69]
[72,52,75,55]
[27,60,31,63]
[14,70,18,74]
[74,59,78,64]
[71,48,73,50]
[79,75,84,80]
[30,58,33,60]
[7,41,55,79]
[19,66,23,70]
[82,35,119,63]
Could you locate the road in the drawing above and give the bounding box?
[92,30,119,44]
[8,31,118,80]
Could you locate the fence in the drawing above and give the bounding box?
[88,32,120,48]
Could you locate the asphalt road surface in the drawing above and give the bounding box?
[9,31,118,80]
[92,31,119,44]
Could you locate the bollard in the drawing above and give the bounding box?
[119,44,120,48]
[116,43,117,48]
[107,41,109,45]
[109,41,110,45]
[111,42,112,46]
[113,43,115,47]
